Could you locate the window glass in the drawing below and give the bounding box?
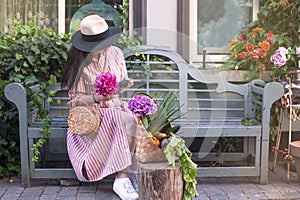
[197,0,252,54]
[65,0,122,33]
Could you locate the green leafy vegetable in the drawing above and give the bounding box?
[164,134,198,199]
[146,92,184,134]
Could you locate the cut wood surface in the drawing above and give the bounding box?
[138,162,183,200]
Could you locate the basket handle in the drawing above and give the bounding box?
[132,92,154,99]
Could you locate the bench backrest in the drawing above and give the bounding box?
[122,47,258,121]
[6,46,280,130]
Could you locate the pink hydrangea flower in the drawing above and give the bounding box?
[94,72,118,96]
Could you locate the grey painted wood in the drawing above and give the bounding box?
[4,83,31,187]
[4,46,284,186]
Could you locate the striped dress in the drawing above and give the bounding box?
[67,46,135,182]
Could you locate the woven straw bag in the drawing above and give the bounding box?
[68,99,101,136]
[135,121,167,163]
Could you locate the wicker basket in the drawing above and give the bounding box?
[68,99,101,136]
[135,121,167,163]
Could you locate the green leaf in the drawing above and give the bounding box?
[48,89,57,97]
[24,76,38,85]
[48,75,57,85]
[15,54,23,60]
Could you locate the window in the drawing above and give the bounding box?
[189,0,259,69]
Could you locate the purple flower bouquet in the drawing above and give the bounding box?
[94,72,118,96]
[128,95,157,117]
[128,94,157,129]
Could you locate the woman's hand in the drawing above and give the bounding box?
[95,94,119,102]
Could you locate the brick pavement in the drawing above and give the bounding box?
[1,162,300,200]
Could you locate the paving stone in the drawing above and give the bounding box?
[58,186,78,197]
[243,192,268,200]
[226,193,248,200]
[193,191,211,200]
[39,194,58,200]
[256,184,285,199]
[78,185,97,193]
[284,191,300,199]
[209,193,229,200]
[77,193,96,199]
[0,194,20,200]
[95,189,114,199]
[221,184,242,193]
[57,197,78,200]
[5,187,24,194]
[0,188,7,197]
[1,162,300,200]
[42,186,61,195]
[18,197,39,200]
[98,182,113,189]
[19,187,44,197]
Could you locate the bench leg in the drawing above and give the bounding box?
[260,138,269,184]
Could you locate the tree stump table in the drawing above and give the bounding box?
[138,162,184,200]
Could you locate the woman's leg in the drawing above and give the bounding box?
[117,111,138,176]
[113,112,139,199]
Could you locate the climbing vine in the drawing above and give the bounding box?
[0,16,71,170]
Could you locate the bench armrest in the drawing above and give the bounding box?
[4,82,32,186]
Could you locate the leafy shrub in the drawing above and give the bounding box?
[0,16,71,177]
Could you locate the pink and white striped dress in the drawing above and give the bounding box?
[67,46,134,182]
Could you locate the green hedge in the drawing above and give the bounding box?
[0,17,71,177]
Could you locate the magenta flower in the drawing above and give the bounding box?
[240,34,247,42]
[94,72,118,96]
[270,47,288,67]
[128,95,157,117]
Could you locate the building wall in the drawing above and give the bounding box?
[0,0,58,33]
[146,0,177,51]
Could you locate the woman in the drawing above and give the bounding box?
[61,14,138,200]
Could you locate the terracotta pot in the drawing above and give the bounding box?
[290,141,300,183]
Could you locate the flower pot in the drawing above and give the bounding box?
[290,141,300,183]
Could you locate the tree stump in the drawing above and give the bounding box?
[138,162,184,200]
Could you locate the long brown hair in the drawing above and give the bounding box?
[61,46,89,89]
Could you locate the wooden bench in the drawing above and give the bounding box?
[5,46,284,187]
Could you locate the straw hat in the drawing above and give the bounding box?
[71,14,121,52]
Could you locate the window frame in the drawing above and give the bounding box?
[58,0,66,34]
[189,0,260,67]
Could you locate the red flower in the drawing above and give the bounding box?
[258,41,270,52]
[257,48,268,59]
[250,49,260,61]
[253,27,264,32]
[267,31,274,45]
[240,34,247,42]
[246,43,255,52]
[236,52,248,60]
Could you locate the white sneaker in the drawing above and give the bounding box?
[113,177,139,200]
[128,172,138,192]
